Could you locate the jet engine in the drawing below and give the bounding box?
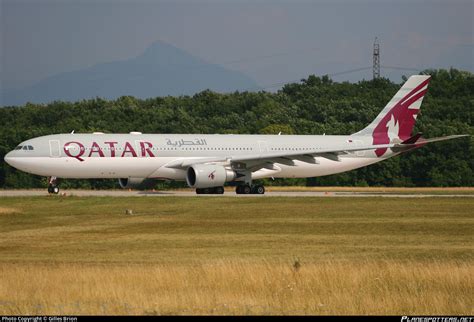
[118,177,145,189]
[186,164,236,188]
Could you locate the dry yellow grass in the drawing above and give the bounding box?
[0,207,19,215]
[0,260,471,315]
[0,196,472,315]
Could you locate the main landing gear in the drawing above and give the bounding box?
[194,184,265,195]
[236,184,265,195]
[195,186,225,194]
[47,176,60,194]
[233,170,265,194]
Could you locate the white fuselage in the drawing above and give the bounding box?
[4,133,391,181]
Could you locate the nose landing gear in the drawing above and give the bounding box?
[47,176,60,194]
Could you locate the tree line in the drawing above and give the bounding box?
[0,68,472,189]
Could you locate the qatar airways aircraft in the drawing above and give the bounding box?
[4,75,467,194]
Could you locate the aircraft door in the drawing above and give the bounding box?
[49,140,61,157]
[258,141,269,157]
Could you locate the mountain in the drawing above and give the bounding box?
[1,41,259,106]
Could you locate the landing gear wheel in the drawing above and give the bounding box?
[255,185,265,195]
[242,185,252,194]
[48,185,59,194]
[196,186,225,194]
[196,188,211,194]
[236,185,254,194]
[250,184,265,194]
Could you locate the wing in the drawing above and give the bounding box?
[163,143,397,171]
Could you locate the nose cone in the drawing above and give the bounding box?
[4,151,14,167]
[4,149,38,175]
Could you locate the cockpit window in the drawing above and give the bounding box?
[15,146,23,150]
[23,146,28,150]
[28,145,34,150]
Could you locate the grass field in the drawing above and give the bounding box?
[0,196,472,315]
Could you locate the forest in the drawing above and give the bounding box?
[0,68,472,189]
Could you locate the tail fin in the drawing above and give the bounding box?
[353,75,431,156]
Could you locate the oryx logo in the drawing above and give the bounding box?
[373,77,430,157]
[208,170,216,180]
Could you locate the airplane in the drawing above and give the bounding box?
[3,75,468,195]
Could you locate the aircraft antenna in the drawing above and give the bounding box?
[373,37,381,80]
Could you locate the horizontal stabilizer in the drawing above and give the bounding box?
[392,134,469,153]
[402,132,423,144]
[418,134,470,144]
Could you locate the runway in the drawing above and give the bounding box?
[1,189,473,198]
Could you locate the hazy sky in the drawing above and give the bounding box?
[1,0,473,91]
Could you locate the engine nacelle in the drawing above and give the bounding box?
[118,177,145,189]
[186,164,236,188]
